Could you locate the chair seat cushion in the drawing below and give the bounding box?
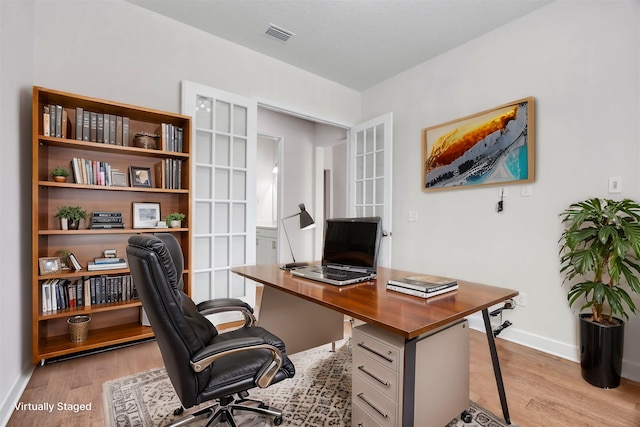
[199,326,296,402]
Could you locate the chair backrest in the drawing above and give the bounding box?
[126,233,217,407]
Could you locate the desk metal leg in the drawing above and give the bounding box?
[481,308,511,425]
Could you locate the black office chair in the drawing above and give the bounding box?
[126,233,295,426]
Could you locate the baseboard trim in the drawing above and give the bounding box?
[1,365,34,427]
[467,314,640,383]
[467,313,578,361]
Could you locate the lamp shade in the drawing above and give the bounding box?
[298,203,315,230]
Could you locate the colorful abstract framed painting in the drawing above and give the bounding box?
[422,97,535,192]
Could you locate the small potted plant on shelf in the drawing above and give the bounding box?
[166,212,186,228]
[57,249,72,271]
[559,198,640,388]
[51,166,70,183]
[55,205,88,230]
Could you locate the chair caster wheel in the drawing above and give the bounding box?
[461,410,473,423]
[274,416,283,425]
[174,407,184,416]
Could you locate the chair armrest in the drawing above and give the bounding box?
[196,298,256,327]
[190,336,284,388]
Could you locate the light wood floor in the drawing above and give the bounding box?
[7,328,640,427]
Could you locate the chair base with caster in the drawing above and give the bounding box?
[167,392,284,427]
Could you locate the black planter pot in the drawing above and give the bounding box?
[579,313,624,388]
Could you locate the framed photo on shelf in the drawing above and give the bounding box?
[130,166,152,188]
[133,202,161,229]
[39,257,61,275]
[111,170,127,187]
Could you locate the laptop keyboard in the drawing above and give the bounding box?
[323,267,368,280]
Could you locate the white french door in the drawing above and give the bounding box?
[349,113,393,267]
[181,81,257,312]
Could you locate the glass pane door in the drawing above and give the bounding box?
[350,113,393,267]
[182,81,256,310]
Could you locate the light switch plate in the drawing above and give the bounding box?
[609,177,622,193]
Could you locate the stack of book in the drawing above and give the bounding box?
[87,257,127,271]
[387,275,458,298]
[90,212,124,229]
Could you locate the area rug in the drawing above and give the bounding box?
[103,340,511,426]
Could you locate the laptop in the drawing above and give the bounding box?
[291,216,382,286]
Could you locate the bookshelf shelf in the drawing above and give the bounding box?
[38,181,189,193]
[38,299,144,320]
[32,86,192,364]
[38,323,155,361]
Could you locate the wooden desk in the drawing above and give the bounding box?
[232,265,518,426]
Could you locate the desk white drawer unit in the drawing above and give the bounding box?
[353,324,404,427]
[353,320,469,427]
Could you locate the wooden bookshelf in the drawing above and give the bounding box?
[31,86,192,364]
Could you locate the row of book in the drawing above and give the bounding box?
[386,275,458,299]
[41,274,137,313]
[70,157,116,186]
[155,158,183,189]
[42,105,130,145]
[160,123,184,153]
[42,105,184,153]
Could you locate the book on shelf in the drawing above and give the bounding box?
[387,283,459,299]
[68,253,83,271]
[42,105,50,136]
[75,107,83,140]
[387,274,457,292]
[94,257,126,265]
[87,260,127,271]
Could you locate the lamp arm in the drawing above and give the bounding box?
[281,217,297,263]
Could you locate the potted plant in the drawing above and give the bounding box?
[51,166,70,183]
[559,198,640,388]
[166,212,185,228]
[55,205,87,230]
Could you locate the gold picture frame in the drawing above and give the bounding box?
[422,97,535,192]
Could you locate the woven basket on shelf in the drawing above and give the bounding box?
[67,315,91,343]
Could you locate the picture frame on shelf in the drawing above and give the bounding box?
[111,170,127,187]
[39,257,62,275]
[129,166,152,188]
[133,202,160,229]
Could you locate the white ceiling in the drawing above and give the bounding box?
[127,0,553,91]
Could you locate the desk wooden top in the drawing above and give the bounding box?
[231,265,518,340]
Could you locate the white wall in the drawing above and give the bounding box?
[32,1,361,127]
[0,1,36,423]
[258,109,318,263]
[256,136,279,227]
[361,1,640,380]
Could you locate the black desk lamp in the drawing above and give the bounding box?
[281,203,315,270]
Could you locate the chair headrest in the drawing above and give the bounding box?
[127,233,183,292]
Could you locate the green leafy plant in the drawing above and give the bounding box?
[559,198,640,324]
[54,205,87,221]
[51,166,70,178]
[166,212,185,223]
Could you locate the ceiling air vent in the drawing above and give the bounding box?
[265,24,295,42]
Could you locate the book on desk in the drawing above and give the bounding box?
[387,275,458,298]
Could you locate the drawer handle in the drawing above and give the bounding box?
[357,365,390,386]
[357,342,394,363]
[357,392,388,419]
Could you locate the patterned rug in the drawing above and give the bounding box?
[103,340,511,426]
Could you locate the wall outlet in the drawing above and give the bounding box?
[514,292,528,307]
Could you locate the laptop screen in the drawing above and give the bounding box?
[322,217,382,272]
